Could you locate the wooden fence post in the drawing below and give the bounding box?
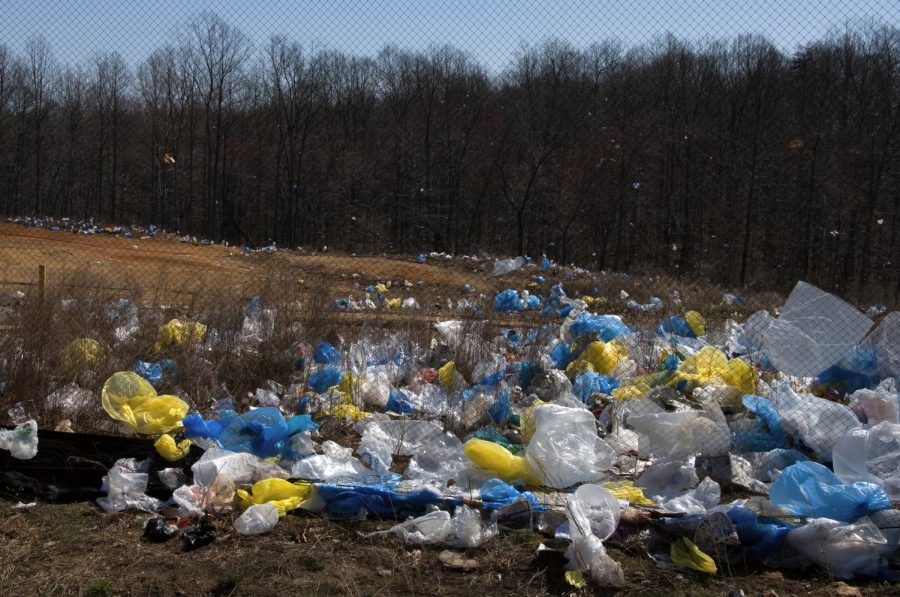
[38,264,46,306]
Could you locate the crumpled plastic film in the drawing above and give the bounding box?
[101,371,189,434]
[153,319,207,351]
[236,478,315,516]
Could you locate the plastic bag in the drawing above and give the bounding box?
[191,447,289,487]
[761,281,873,377]
[101,371,189,435]
[628,411,730,459]
[96,458,161,513]
[770,381,861,460]
[833,422,900,500]
[236,478,314,516]
[0,420,38,460]
[464,439,533,484]
[154,318,207,351]
[378,509,452,544]
[291,454,373,482]
[849,382,899,425]
[566,312,630,342]
[494,289,523,312]
[234,503,279,535]
[449,505,499,547]
[562,484,624,587]
[313,342,342,365]
[672,347,756,395]
[60,338,104,371]
[786,517,892,580]
[153,434,192,461]
[525,404,615,489]
[309,367,343,393]
[492,256,525,276]
[770,461,890,522]
[670,537,717,574]
[565,341,623,376]
[635,457,699,495]
[572,372,620,402]
[184,408,317,458]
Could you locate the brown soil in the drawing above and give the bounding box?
[0,500,890,596]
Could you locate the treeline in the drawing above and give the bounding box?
[0,13,898,299]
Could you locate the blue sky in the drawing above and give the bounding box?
[0,1,897,73]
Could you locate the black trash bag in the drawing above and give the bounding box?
[143,517,178,543]
[182,519,217,551]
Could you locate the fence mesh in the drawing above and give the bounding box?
[0,1,899,511]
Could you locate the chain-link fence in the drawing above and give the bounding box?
[1,0,899,546]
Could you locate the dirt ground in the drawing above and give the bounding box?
[0,499,890,596]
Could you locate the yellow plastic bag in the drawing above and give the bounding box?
[154,319,207,351]
[670,537,717,574]
[61,338,104,371]
[464,439,538,484]
[674,346,757,395]
[236,478,313,517]
[322,403,369,422]
[336,373,359,397]
[602,480,656,506]
[685,311,706,337]
[154,434,192,461]
[566,340,621,376]
[438,361,455,391]
[101,371,189,434]
[385,298,401,308]
[518,399,548,441]
[612,376,654,400]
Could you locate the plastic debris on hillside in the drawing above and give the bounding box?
[61,338,104,371]
[627,297,663,312]
[97,458,161,513]
[183,408,317,458]
[101,372,189,435]
[492,256,525,277]
[769,461,890,522]
[755,281,874,377]
[560,484,624,587]
[494,289,524,312]
[833,422,900,500]
[0,420,38,460]
[236,478,315,516]
[234,503,279,535]
[525,404,615,489]
[153,319,207,351]
[786,518,895,580]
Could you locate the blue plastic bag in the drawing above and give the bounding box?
[133,360,164,386]
[770,461,890,522]
[318,482,445,518]
[385,388,413,414]
[727,506,796,565]
[479,478,542,510]
[183,407,317,458]
[487,387,510,424]
[732,394,788,452]
[313,342,342,365]
[309,367,343,393]
[494,289,523,312]
[568,312,630,341]
[572,371,620,402]
[549,341,574,369]
[658,316,696,338]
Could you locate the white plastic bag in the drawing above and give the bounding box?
[833,422,900,500]
[96,458,161,513]
[561,484,624,586]
[0,419,38,460]
[762,281,873,377]
[448,505,498,548]
[234,503,279,535]
[524,404,614,489]
[628,411,730,459]
[786,518,891,579]
[770,382,861,460]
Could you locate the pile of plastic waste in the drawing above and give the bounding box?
[3,280,899,587]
